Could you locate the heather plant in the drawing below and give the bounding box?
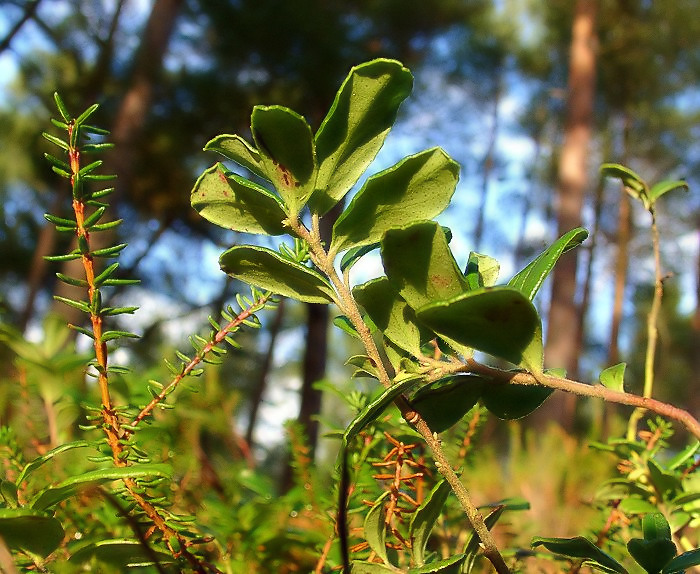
[0,59,697,573]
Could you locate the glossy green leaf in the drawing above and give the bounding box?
[0,480,18,508]
[410,479,452,566]
[508,228,588,301]
[333,315,361,339]
[381,221,468,309]
[340,242,380,272]
[532,536,626,573]
[410,375,485,433]
[68,539,175,568]
[628,538,676,573]
[365,491,391,565]
[331,148,459,253]
[649,180,688,204]
[219,245,335,304]
[416,287,543,369]
[664,548,700,573]
[191,163,287,235]
[465,252,500,289]
[408,554,467,573]
[642,513,672,541]
[600,363,626,392]
[251,105,316,213]
[353,276,432,355]
[31,464,172,511]
[204,134,266,179]
[311,58,414,215]
[481,383,553,420]
[0,509,64,558]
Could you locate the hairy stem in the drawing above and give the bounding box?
[465,359,700,440]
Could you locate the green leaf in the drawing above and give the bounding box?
[365,491,391,565]
[627,538,676,573]
[408,554,467,574]
[416,287,543,369]
[381,221,468,309]
[0,509,64,558]
[601,163,646,194]
[508,228,588,301]
[16,440,90,485]
[642,513,672,541]
[333,315,361,340]
[649,180,688,204]
[353,276,432,355]
[481,383,553,420]
[647,460,681,498]
[219,245,335,304]
[68,539,175,568]
[619,498,661,515]
[337,376,424,472]
[465,252,500,289]
[351,562,400,573]
[532,536,627,573]
[311,58,414,215]
[191,163,288,235]
[251,105,316,213]
[410,479,452,566]
[331,148,459,253]
[663,548,700,573]
[463,506,506,573]
[204,134,266,179]
[600,363,626,392]
[30,464,172,511]
[340,242,380,272]
[410,375,484,433]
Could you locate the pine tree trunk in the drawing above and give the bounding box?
[538,0,597,428]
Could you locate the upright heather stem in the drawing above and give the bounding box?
[291,218,511,574]
[67,123,123,460]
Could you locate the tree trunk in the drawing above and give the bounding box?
[539,0,597,428]
[473,73,502,253]
[51,0,183,324]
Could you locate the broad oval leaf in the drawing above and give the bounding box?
[219,245,335,304]
[381,220,467,309]
[532,536,626,573]
[311,58,414,215]
[410,375,485,433]
[353,276,432,355]
[69,539,175,568]
[251,105,316,213]
[627,538,676,574]
[351,561,400,573]
[191,163,288,235]
[31,464,172,511]
[416,287,543,369]
[204,134,266,179]
[0,509,64,558]
[599,363,626,392]
[331,148,460,253]
[480,383,553,420]
[508,228,588,301]
[410,479,452,566]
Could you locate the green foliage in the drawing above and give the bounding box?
[0,57,697,573]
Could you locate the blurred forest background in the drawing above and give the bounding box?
[0,0,699,501]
